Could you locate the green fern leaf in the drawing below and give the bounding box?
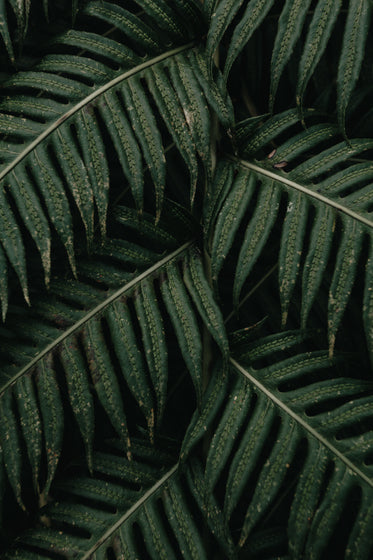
[233,177,280,310]
[146,65,199,205]
[301,204,334,328]
[363,251,373,366]
[162,477,208,560]
[205,0,245,71]
[290,138,373,181]
[7,168,51,286]
[0,1,210,306]
[223,0,275,80]
[83,1,163,53]
[0,243,7,320]
[216,349,373,553]
[134,278,167,429]
[169,56,212,179]
[82,318,130,457]
[204,160,235,249]
[211,167,255,285]
[204,375,252,495]
[187,458,237,559]
[0,390,25,510]
[216,117,373,352]
[232,328,313,364]
[240,108,316,157]
[184,248,229,362]
[14,375,42,492]
[188,48,234,131]
[337,0,372,134]
[54,125,95,248]
[160,261,203,408]
[0,0,15,63]
[328,218,364,356]
[0,201,195,506]
[296,0,343,116]
[0,180,29,303]
[36,354,64,497]
[59,339,95,473]
[122,77,166,221]
[279,191,309,326]
[75,109,110,237]
[107,298,155,437]
[31,146,76,276]
[269,0,312,112]
[180,362,228,461]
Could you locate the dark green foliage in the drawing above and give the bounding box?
[0,0,373,558]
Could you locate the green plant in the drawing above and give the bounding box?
[0,0,373,558]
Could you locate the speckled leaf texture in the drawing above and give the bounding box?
[1,0,373,558]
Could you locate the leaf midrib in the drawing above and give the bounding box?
[0,41,197,182]
[231,357,373,489]
[80,463,179,560]
[0,240,194,396]
[228,155,373,230]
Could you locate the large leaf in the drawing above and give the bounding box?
[0,201,197,503]
[209,115,373,355]
[0,202,229,509]
[200,333,373,557]
[2,439,236,559]
[0,0,226,308]
[205,0,372,126]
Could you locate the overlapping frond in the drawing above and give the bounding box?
[0,0,86,64]
[2,442,237,560]
[2,436,180,559]
[0,0,233,310]
[0,195,230,512]
[206,0,373,129]
[0,1,372,558]
[197,332,373,557]
[208,111,373,356]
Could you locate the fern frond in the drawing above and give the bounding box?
[269,0,312,113]
[2,437,179,559]
[207,0,372,128]
[199,336,373,556]
[0,0,218,308]
[337,0,372,135]
[0,0,86,64]
[210,114,373,354]
[0,211,228,508]
[0,202,196,502]
[2,438,235,559]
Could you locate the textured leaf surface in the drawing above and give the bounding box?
[337,0,372,133]
[269,0,313,111]
[0,203,195,507]
[0,0,209,308]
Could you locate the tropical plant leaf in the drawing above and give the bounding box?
[2,437,179,559]
[210,114,373,354]
[269,0,313,112]
[0,0,86,63]
[199,335,373,556]
[337,0,372,134]
[0,201,197,505]
[0,0,215,307]
[160,261,203,408]
[2,442,238,560]
[1,1,373,558]
[295,0,343,118]
[223,0,275,81]
[206,0,372,126]
[0,202,228,508]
